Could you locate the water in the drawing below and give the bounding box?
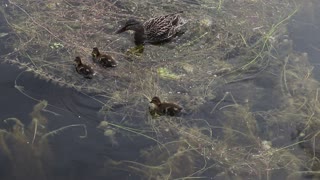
[0,31,141,179]
[1,0,320,179]
[288,1,320,81]
[0,64,143,180]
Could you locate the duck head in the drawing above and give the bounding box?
[116,19,143,34]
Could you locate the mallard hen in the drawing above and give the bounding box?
[116,12,187,45]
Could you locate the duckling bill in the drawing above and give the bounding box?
[92,47,117,68]
[149,96,183,116]
[116,11,187,46]
[74,57,94,79]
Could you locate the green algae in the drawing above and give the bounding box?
[157,67,180,80]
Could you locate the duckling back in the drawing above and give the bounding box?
[149,97,183,117]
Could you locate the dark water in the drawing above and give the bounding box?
[0,5,150,178]
[0,64,35,121]
[0,10,144,178]
[288,3,320,80]
[0,64,149,179]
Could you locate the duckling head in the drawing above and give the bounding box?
[74,57,82,65]
[92,47,100,58]
[116,19,142,34]
[150,96,162,106]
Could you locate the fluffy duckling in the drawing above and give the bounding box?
[149,96,183,116]
[74,57,94,79]
[91,47,117,68]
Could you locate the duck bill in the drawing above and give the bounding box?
[115,26,126,34]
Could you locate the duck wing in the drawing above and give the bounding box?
[143,12,187,43]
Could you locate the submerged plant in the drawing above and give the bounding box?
[0,100,88,179]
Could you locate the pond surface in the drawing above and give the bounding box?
[0,63,146,180]
[1,0,320,179]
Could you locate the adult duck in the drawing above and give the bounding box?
[116,11,187,46]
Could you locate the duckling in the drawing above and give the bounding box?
[74,57,94,79]
[116,11,187,46]
[91,47,117,68]
[149,96,183,116]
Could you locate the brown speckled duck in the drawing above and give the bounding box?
[116,12,187,46]
[91,47,117,68]
[74,57,94,79]
[149,96,183,116]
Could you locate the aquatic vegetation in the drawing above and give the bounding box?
[157,67,180,80]
[0,32,9,38]
[49,42,64,49]
[0,101,87,179]
[3,0,320,179]
[97,121,118,146]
